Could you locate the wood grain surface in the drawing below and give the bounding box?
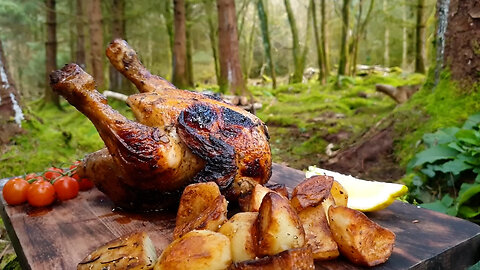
[1,163,479,270]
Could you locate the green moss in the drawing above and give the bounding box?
[0,99,134,179]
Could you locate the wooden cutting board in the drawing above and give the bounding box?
[1,164,479,270]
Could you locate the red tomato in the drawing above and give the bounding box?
[27,180,56,207]
[53,176,79,201]
[3,178,30,205]
[44,167,63,181]
[25,173,38,181]
[77,178,94,191]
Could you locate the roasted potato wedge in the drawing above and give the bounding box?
[174,182,221,229]
[298,205,339,260]
[154,230,231,270]
[239,184,275,212]
[290,175,334,212]
[328,205,396,267]
[331,180,348,207]
[256,192,305,256]
[230,247,315,270]
[78,231,157,270]
[173,195,228,239]
[218,212,258,262]
[265,183,289,198]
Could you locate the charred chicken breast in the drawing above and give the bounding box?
[49,40,272,209]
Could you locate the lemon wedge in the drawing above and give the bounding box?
[306,166,408,212]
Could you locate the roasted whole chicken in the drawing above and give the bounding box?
[50,40,272,210]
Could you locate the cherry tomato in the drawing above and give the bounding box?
[3,178,30,205]
[53,176,79,201]
[44,167,63,181]
[77,178,94,191]
[27,180,56,207]
[25,173,39,181]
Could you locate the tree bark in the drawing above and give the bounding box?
[217,0,246,95]
[284,0,304,83]
[402,0,408,70]
[0,40,24,143]
[434,0,450,86]
[163,1,174,71]
[45,0,60,106]
[109,0,129,93]
[349,0,374,76]
[320,0,330,79]
[185,0,194,87]
[312,0,325,83]
[415,0,426,74]
[338,0,350,77]
[172,0,189,89]
[75,0,86,69]
[444,0,480,84]
[257,0,277,88]
[203,0,220,84]
[383,0,390,67]
[87,0,105,90]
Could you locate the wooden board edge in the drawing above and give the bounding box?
[0,202,32,270]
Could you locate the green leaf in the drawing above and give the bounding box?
[441,194,454,207]
[462,112,480,129]
[458,205,480,218]
[407,145,459,170]
[422,127,459,148]
[420,165,436,177]
[421,200,455,215]
[456,129,480,145]
[447,141,465,153]
[457,182,480,206]
[436,158,473,175]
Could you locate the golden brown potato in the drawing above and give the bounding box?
[328,205,396,267]
[229,247,315,270]
[298,205,339,260]
[265,183,289,198]
[174,182,221,229]
[256,192,305,257]
[78,231,157,270]
[154,230,231,270]
[173,195,228,239]
[218,212,258,262]
[238,184,275,212]
[331,180,348,207]
[290,175,334,212]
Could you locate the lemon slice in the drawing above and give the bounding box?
[306,166,408,212]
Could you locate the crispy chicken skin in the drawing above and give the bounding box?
[49,39,272,209]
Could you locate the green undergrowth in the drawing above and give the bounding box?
[393,73,480,167]
[0,99,133,179]
[253,72,424,169]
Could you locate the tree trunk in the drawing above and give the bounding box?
[402,0,408,70]
[434,0,450,86]
[338,0,350,77]
[163,0,174,71]
[444,0,480,84]
[185,0,194,87]
[172,0,189,89]
[320,0,330,79]
[349,0,374,76]
[414,0,426,74]
[312,0,325,83]
[87,0,105,90]
[75,0,86,68]
[0,40,24,144]
[45,0,60,106]
[284,0,303,83]
[257,0,276,88]
[217,0,246,95]
[203,0,220,84]
[244,17,256,82]
[109,0,130,94]
[383,0,390,67]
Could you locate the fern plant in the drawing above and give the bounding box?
[406,113,480,220]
